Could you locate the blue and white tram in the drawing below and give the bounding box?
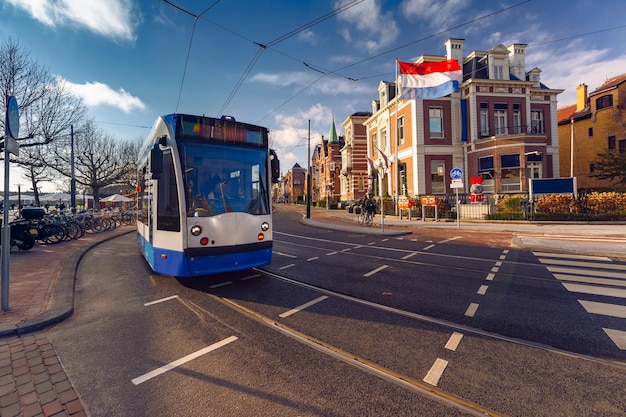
[137,114,280,277]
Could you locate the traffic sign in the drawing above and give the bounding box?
[450,167,463,179]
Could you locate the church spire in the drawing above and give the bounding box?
[329,114,338,144]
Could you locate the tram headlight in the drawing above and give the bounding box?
[261,222,269,231]
[190,225,202,236]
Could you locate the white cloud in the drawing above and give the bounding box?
[62,78,145,113]
[250,71,372,96]
[271,103,333,168]
[3,0,139,41]
[527,41,626,106]
[335,0,399,53]
[400,0,468,29]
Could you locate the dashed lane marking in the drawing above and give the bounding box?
[279,296,329,318]
[132,336,238,385]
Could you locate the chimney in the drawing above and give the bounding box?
[576,84,588,111]
[445,38,464,64]
[507,43,527,80]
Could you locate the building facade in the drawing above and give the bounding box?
[557,74,626,190]
[339,112,372,202]
[364,38,562,201]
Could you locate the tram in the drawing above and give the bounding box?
[137,114,279,277]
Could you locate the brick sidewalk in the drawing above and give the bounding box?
[0,226,134,417]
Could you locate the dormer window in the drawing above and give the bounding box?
[494,65,503,80]
[596,94,613,110]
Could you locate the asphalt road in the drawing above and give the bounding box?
[46,210,626,416]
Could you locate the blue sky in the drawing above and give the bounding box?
[2,0,626,191]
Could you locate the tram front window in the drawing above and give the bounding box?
[180,142,270,217]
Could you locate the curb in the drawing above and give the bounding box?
[0,229,136,337]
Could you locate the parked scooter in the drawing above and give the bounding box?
[0,217,36,250]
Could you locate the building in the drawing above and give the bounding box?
[557,74,626,190]
[364,38,563,201]
[282,163,305,203]
[312,118,344,205]
[339,112,372,202]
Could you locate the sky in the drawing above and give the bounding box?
[1,0,626,192]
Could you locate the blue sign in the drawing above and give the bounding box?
[450,167,463,179]
[6,96,19,140]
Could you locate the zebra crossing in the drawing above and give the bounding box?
[533,252,626,350]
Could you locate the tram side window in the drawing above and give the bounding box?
[156,150,181,231]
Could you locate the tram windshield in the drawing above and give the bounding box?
[179,141,270,217]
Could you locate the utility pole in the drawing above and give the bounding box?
[306,120,311,219]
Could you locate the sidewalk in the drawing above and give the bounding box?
[285,203,626,259]
[0,226,134,417]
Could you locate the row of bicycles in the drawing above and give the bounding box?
[0,207,136,250]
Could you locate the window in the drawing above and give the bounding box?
[589,163,595,173]
[494,104,507,135]
[531,110,544,134]
[596,94,613,110]
[398,116,405,145]
[620,139,626,154]
[480,103,489,137]
[513,104,521,134]
[588,127,593,137]
[429,107,444,138]
[500,154,521,192]
[371,132,377,155]
[430,160,445,193]
[608,135,616,150]
[156,150,181,232]
[380,129,387,152]
[494,65,503,80]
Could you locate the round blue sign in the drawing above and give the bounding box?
[450,167,463,179]
[7,96,19,140]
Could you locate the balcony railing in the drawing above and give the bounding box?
[479,124,545,139]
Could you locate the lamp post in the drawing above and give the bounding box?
[70,125,76,214]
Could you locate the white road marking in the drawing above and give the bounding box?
[326,251,338,256]
[603,329,626,350]
[533,252,612,262]
[423,244,435,251]
[495,261,502,267]
[241,274,261,281]
[131,336,238,385]
[279,296,329,318]
[401,252,417,260]
[364,265,389,277]
[144,295,179,306]
[209,281,232,289]
[499,255,506,260]
[490,266,499,273]
[307,256,319,261]
[279,264,295,270]
[464,303,479,317]
[539,258,625,271]
[579,300,626,318]
[445,332,464,351]
[562,283,626,299]
[477,285,488,295]
[547,266,626,279]
[485,273,495,281]
[274,251,297,258]
[382,238,389,242]
[423,358,448,386]
[553,274,626,288]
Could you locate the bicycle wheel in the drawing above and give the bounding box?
[40,224,66,244]
[358,210,365,225]
[365,212,373,226]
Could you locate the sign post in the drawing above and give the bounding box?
[2,95,20,311]
[450,168,463,229]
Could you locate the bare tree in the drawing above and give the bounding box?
[0,37,86,204]
[49,120,137,207]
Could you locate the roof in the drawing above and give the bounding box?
[591,73,626,95]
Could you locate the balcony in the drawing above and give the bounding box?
[479,124,545,139]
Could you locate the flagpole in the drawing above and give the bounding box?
[394,57,399,216]
[380,169,384,233]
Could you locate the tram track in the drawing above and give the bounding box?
[274,235,569,285]
[189,264,626,417]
